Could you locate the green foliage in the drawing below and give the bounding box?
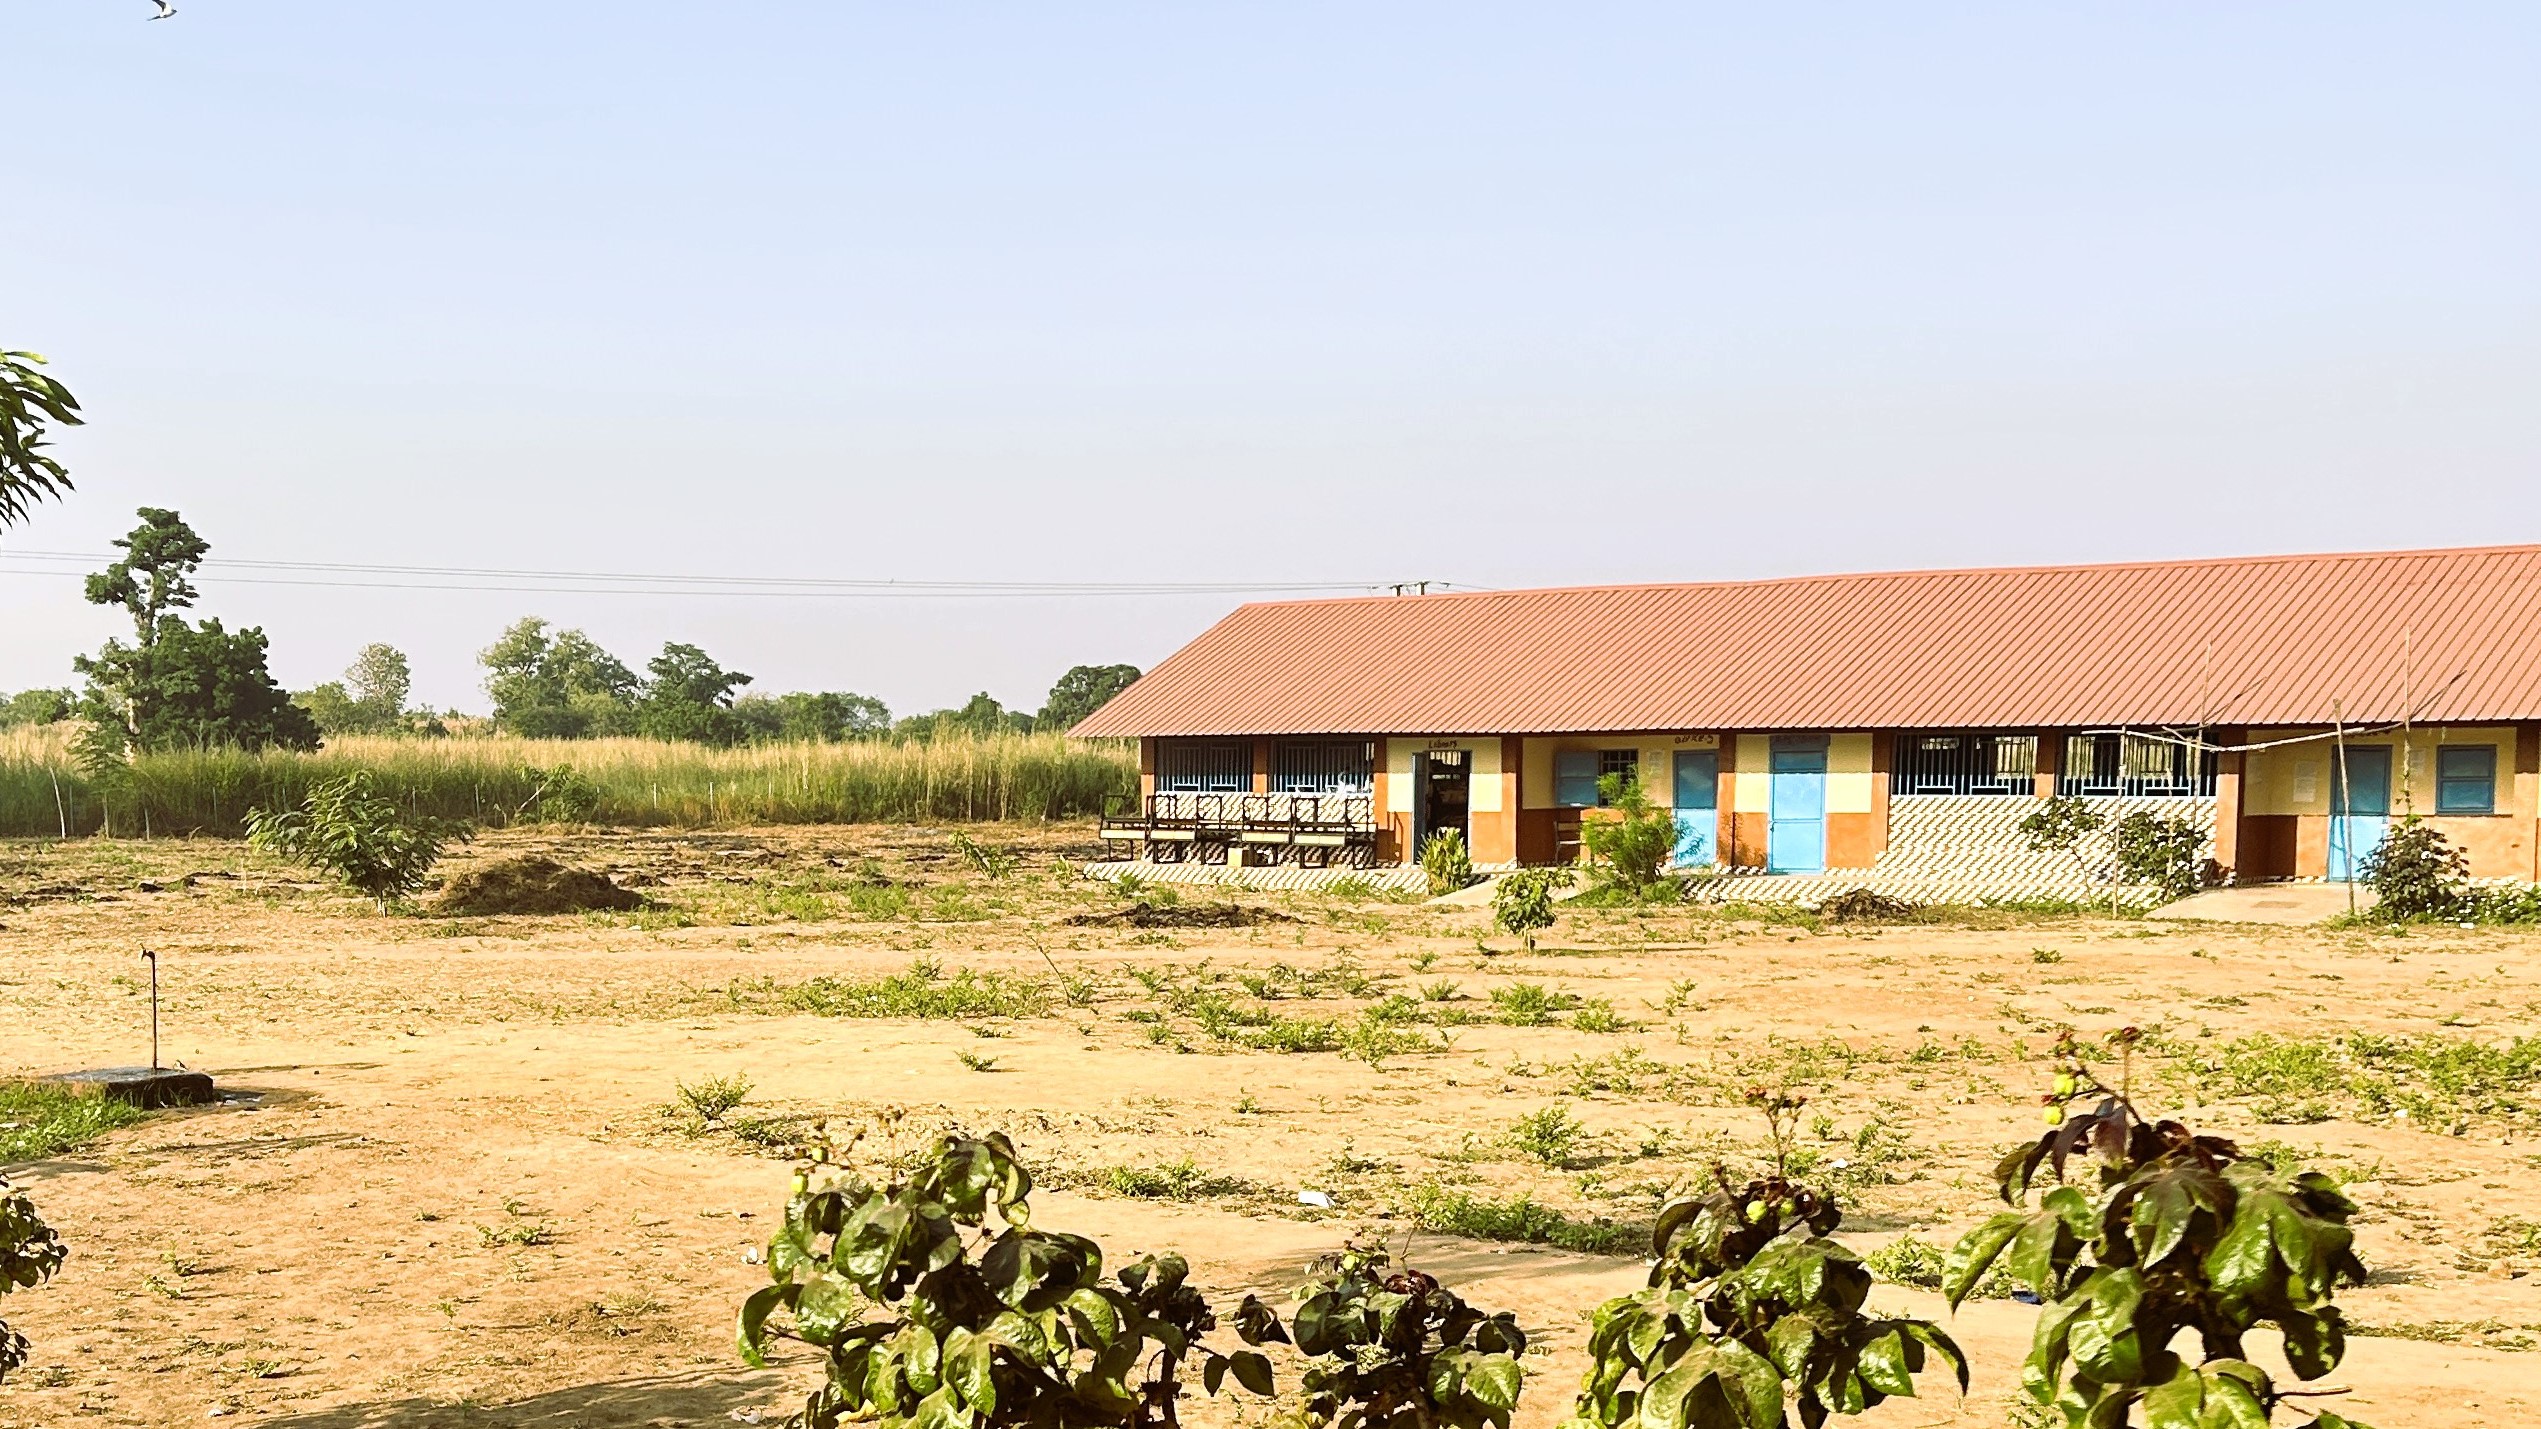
[732,690,894,743]
[1395,1183,1641,1255]
[301,643,418,736]
[638,641,757,746]
[1039,664,1142,733]
[1421,829,1477,897]
[1,1176,69,1383]
[899,692,1037,741]
[512,762,602,823]
[952,830,1022,880]
[1567,1091,1965,1429]
[0,689,72,728]
[2360,817,2469,920]
[74,510,317,756]
[480,617,644,737]
[2111,812,2206,900]
[1507,1104,1587,1168]
[0,349,81,530]
[2019,796,2105,855]
[244,769,467,911]
[1491,868,1572,950]
[1949,1030,2376,1429]
[77,615,321,755]
[1489,982,1577,1026]
[0,1080,150,1163]
[2179,1030,2541,1131]
[1582,775,1677,898]
[1238,1240,1527,1429]
[676,1073,754,1123]
[724,960,1053,1021]
[739,1134,1274,1429]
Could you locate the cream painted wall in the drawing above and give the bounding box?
[2243,726,2517,817]
[1827,733,1876,814]
[1734,735,1775,813]
[1383,737,1503,814]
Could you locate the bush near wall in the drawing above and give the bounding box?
[0,727,1136,837]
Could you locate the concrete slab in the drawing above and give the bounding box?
[46,1066,217,1109]
[2147,884,2375,925]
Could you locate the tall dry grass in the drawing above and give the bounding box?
[0,725,1136,838]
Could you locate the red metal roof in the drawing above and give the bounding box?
[1073,545,2541,737]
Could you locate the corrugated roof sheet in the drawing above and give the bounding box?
[1073,545,2541,737]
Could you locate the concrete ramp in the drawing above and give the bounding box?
[2147,884,2374,924]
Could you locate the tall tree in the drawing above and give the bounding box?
[83,507,207,648]
[346,642,412,721]
[1038,663,1141,733]
[637,642,753,745]
[74,509,317,754]
[480,618,639,737]
[0,350,81,532]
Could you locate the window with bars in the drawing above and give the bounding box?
[1274,740,1374,793]
[1597,749,1640,805]
[2059,732,2217,797]
[1155,740,1251,792]
[1890,732,2038,795]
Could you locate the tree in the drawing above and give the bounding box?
[295,681,367,736]
[244,771,465,912]
[346,642,412,722]
[76,617,321,753]
[1039,663,1140,732]
[895,692,1035,741]
[0,350,81,532]
[0,689,72,727]
[480,618,640,737]
[1582,775,1678,899]
[83,506,208,646]
[73,510,317,754]
[637,641,754,745]
[732,690,892,743]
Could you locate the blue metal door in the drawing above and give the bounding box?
[2327,745,2392,882]
[1768,742,1827,873]
[1671,749,1717,867]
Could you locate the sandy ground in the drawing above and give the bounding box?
[3,825,2539,1428]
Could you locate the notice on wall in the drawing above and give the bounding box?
[2293,761,2318,803]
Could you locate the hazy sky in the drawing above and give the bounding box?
[4,4,2535,715]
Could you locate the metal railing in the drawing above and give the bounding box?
[1098,791,1379,867]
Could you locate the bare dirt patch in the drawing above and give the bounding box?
[2,824,2538,1427]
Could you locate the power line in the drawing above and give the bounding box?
[0,549,1478,600]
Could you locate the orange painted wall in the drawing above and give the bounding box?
[1139,737,1157,803]
[1826,813,1881,870]
[1727,813,1768,869]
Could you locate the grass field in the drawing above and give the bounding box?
[0,725,1136,837]
[4,825,2540,1426]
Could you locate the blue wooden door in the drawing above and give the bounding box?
[1671,749,1717,867]
[1768,742,1827,873]
[2327,745,2392,882]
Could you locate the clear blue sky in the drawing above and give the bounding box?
[4,3,2535,715]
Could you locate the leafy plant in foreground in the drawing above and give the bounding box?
[1,1176,68,1383]
[740,1133,1274,1429]
[1421,830,1477,897]
[1948,1029,2376,1428]
[1237,1239,1527,1429]
[1582,774,1678,899]
[2359,817,2467,921]
[245,769,468,911]
[1491,868,1572,951]
[1565,1089,1965,1429]
[2111,812,2206,902]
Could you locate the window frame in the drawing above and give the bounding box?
[2435,744,2497,815]
[1155,739,1251,793]
[1272,740,1374,795]
[1552,749,1600,808]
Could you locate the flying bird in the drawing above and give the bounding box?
[149,0,176,18]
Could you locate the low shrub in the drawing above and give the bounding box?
[1581,775,1677,898]
[1,1178,67,1383]
[1421,829,1477,897]
[1237,1240,1527,1429]
[2362,817,2470,920]
[1491,868,1572,950]
[740,1134,1275,1429]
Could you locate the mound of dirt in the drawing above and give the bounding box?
[1066,901,1297,929]
[432,856,644,916]
[1817,887,1923,922]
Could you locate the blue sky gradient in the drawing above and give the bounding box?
[4,4,2534,712]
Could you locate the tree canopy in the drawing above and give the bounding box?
[1038,662,1140,732]
[0,350,80,531]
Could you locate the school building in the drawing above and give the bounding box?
[1072,545,2541,895]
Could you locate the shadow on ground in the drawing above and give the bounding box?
[260,1368,792,1428]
